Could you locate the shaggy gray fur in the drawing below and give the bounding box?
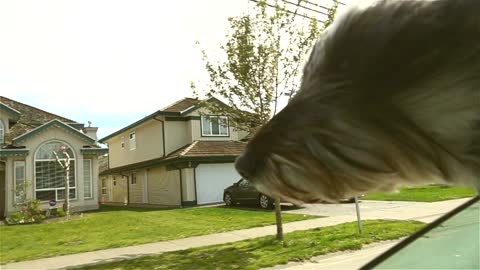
[235,0,480,204]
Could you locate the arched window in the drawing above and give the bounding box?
[35,142,76,201]
[0,120,4,144]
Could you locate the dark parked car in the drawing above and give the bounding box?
[224,179,359,209]
[223,179,275,209]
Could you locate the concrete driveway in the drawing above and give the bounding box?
[282,200,425,217]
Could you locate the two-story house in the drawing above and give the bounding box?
[99,98,248,206]
[0,96,107,217]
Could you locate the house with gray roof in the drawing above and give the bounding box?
[99,97,248,207]
[0,96,107,217]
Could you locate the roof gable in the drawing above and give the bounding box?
[1,96,82,145]
[13,119,95,144]
[0,102,21,120]
[161,98,199,113]
[180,97,230,116]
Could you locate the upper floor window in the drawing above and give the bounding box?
[129,132,136,150]
[0,120,4,144]
[121,136,125,149]
[201,116,229,137]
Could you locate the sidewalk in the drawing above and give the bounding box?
[2,198,470,270]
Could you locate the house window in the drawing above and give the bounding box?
[201,116,229,136]
[129,132,136,150]
[83,159,93,199]
[35,142,76,201]
[121,136,125,149]
[0,120,4,144]
[101,179,107,195]
[14,161,26,204]
[131,173,137,185]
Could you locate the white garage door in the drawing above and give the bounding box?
[196,163,241,204]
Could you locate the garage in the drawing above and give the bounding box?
[195,163,241,204]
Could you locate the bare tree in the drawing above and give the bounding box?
[53,145,72,219]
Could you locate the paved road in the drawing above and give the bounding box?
[264,240,402,270]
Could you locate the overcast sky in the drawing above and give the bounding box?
[0,0,352,140]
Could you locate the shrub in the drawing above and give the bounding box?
[7,180,45,225]
[57,207,66,217]
[7,199,45,225]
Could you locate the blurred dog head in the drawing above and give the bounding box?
[235,0,480,203]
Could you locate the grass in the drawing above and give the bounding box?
[363,184,476,202]
[79,220,424,270]
[0,205,316,264]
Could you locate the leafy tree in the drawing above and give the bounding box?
[193,0,338,240]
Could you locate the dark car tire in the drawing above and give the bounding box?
[258,194,273,209]
[224,192,235,207]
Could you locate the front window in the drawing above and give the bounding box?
[101,179,107,195]
[239,179,252,188]
[14,161,26,204]
[35,142,76,201]
[201,116,229,136]
[0,120,4,144]
[83,159,93,199]
[131,173,137,185]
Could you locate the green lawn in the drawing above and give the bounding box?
[363,184,476,202]
[80,220,424,270]
[0,205,315,264]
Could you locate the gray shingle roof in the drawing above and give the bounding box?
[1,96,79,145]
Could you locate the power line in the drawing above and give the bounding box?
[302,0,335,12]
[248,0,327,24]
[282,0,330,16]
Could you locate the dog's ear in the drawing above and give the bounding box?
[302,0,480,148]
[311,0,480,91]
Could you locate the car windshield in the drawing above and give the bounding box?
[239,179,252,187]
[361,196,480,269]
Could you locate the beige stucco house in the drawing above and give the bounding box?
[99,98,248,206]
[0,96,107,217]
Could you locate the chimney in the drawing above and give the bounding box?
[83,121,98,143]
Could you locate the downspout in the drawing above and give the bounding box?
[179,168,184,207]
[153,115,166,157]
[0,161,6,218]
[120,173,130,205]
[193,166,198,205]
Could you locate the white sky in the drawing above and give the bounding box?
[0,0,352,139]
